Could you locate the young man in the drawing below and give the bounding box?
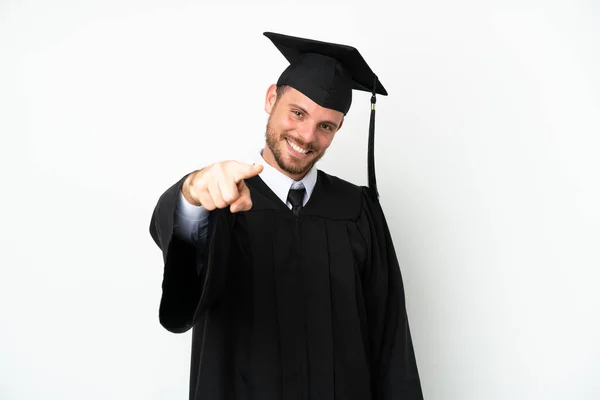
[149,32,423,399]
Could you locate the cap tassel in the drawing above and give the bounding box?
[368,75,379,199]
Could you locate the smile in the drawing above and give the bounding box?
[285,138,310,155]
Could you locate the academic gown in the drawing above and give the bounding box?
[149,170,423,400]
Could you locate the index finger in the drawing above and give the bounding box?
[232,162,264,183]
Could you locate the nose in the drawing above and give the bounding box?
[296,125,317,145]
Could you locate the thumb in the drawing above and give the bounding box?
[233,162,263,183]
[230,180,253,213]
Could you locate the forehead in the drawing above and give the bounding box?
[281,87,344,121]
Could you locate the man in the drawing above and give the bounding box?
[149,32,423,399]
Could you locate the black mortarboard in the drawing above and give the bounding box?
[264,31,388,199]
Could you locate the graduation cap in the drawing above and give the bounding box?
[263,31,387,199]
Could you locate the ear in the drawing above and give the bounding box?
[264,84,278,114]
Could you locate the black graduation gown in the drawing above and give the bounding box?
[149,170,423,400]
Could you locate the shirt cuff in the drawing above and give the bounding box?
[176,191,209,221]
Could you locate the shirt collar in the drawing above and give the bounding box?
[254,149,318,206]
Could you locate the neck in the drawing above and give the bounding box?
[261,144,308,181]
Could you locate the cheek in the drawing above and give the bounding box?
[316,133,335,151]
[270,115,290,135]
[280,114,297,131]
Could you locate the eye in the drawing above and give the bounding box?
[320,123,333,132]
[292,110,304,118]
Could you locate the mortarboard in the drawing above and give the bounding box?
[263,31,388,199]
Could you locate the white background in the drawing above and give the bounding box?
[2,0,599,399]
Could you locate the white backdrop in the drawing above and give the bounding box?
[2,0,599,399]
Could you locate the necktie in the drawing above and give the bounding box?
[287,183,306,217]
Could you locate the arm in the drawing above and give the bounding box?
[361,189,423,399]
[149,162,262,333]
[173,191,210,246]
[149,174,207,333]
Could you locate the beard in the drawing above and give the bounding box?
[265,117,325,177]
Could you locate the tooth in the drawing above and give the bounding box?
[288,139,307,154]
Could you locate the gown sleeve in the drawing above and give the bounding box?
[149,175,235,334]
[360,188,424,399]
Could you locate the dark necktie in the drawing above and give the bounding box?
[287,184,306,217]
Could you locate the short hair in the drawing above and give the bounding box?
[276,84,290,101]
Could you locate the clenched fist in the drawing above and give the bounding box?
[182,161,264,213]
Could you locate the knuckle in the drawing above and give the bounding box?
[200,198,215,210]
[197,195,212,209]
[197,173,211,189]
[222,193,236,204]
[214,197,227,208]
[210,163,224,175]
[189,188,202,204]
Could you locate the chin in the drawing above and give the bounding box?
[280,158,311,175]
[277,148,314,176]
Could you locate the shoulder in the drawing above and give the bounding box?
[316,169,364,194]
[303,170,369,220]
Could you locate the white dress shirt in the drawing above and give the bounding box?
[174,149,318,244]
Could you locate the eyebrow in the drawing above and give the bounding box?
[289,103,339,129]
